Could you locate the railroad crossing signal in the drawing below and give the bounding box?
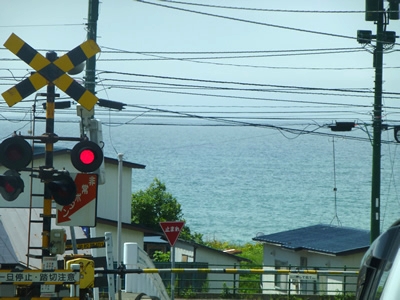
[1,33,100,111]
[48,174,77,206]
[71,140,104,173]
[0,136,32,170]
[0,136,32,201]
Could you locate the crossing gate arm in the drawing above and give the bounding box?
[95,268,359,276]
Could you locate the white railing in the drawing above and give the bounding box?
[124,243,169,300]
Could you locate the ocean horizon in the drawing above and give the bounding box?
[3,119,400,245]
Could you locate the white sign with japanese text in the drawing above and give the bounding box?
[0,271,79,284]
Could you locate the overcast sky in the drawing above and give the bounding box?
[1,0,399,132]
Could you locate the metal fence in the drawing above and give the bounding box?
[132,263,359,298]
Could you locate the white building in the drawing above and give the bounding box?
[144,236,251,295]
[253,224,369,296]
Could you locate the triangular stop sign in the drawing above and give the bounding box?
[159,221,185,246]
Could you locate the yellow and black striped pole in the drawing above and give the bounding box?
[42,51,57,257]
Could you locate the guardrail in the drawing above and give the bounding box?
[96,266,359,297]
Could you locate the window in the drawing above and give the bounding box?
[300,257,308,268]
[274,260,288,291]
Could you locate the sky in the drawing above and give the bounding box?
[2,1,400,240]
[0,0,399,142]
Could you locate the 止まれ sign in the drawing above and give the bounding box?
[159,221,185,246]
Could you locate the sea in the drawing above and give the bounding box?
[3,117,400,245]
[100,121,400,244]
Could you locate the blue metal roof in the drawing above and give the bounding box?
[253,224,370,255]
[144,236,169,244]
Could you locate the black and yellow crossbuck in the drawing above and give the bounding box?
[2,33,100,111]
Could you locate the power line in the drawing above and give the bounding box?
[97,71,373,95]
[152,1,366,14]
[135,0,357,41]
[0,23,84,28]
[100,46,365,55]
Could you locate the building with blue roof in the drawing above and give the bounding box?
[252,224,370,296]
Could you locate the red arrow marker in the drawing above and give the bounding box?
[57,174,97,223]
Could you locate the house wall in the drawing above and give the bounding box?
[197,248,241,294]
[174,241,195,262]
[0,154,133,224]
[172,242,242,294]
[90,223,144,260]
[261,244,364,296]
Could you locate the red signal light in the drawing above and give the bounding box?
[4,181,16,193]
[80,149,95,165]
[71,140,103,173]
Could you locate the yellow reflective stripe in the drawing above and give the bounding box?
[2,87,22,106]
[3,33,24,54]
[80,39,100,58]
[142,269,158,273]
[45,101,55,119]
[29,72,47,90]
[53,73,74,91]
[30,53,50,71]
[78,90,98,111]
[54,40,99,73]
[1,73,47,107]
[53,55,75,73]
[53,75,97,110]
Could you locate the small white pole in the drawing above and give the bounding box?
[117,153,123,300]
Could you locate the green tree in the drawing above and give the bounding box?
[131,178,203,243]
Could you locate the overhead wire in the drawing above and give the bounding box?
[134,0,400,47]
[135,0,358,41]
[0,4,399,136]
[96,71,373,95]
[151,1,366,13]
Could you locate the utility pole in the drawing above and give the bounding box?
[85,0,99,95]
[359,0,398,243]
[370,0,384,243]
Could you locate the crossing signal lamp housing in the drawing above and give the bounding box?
[0,170,24,201]
[394,126,400,143]
[0,136,32,170]
[71,140,103,173]
[0,136,32,201]
[48,174,77,206]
